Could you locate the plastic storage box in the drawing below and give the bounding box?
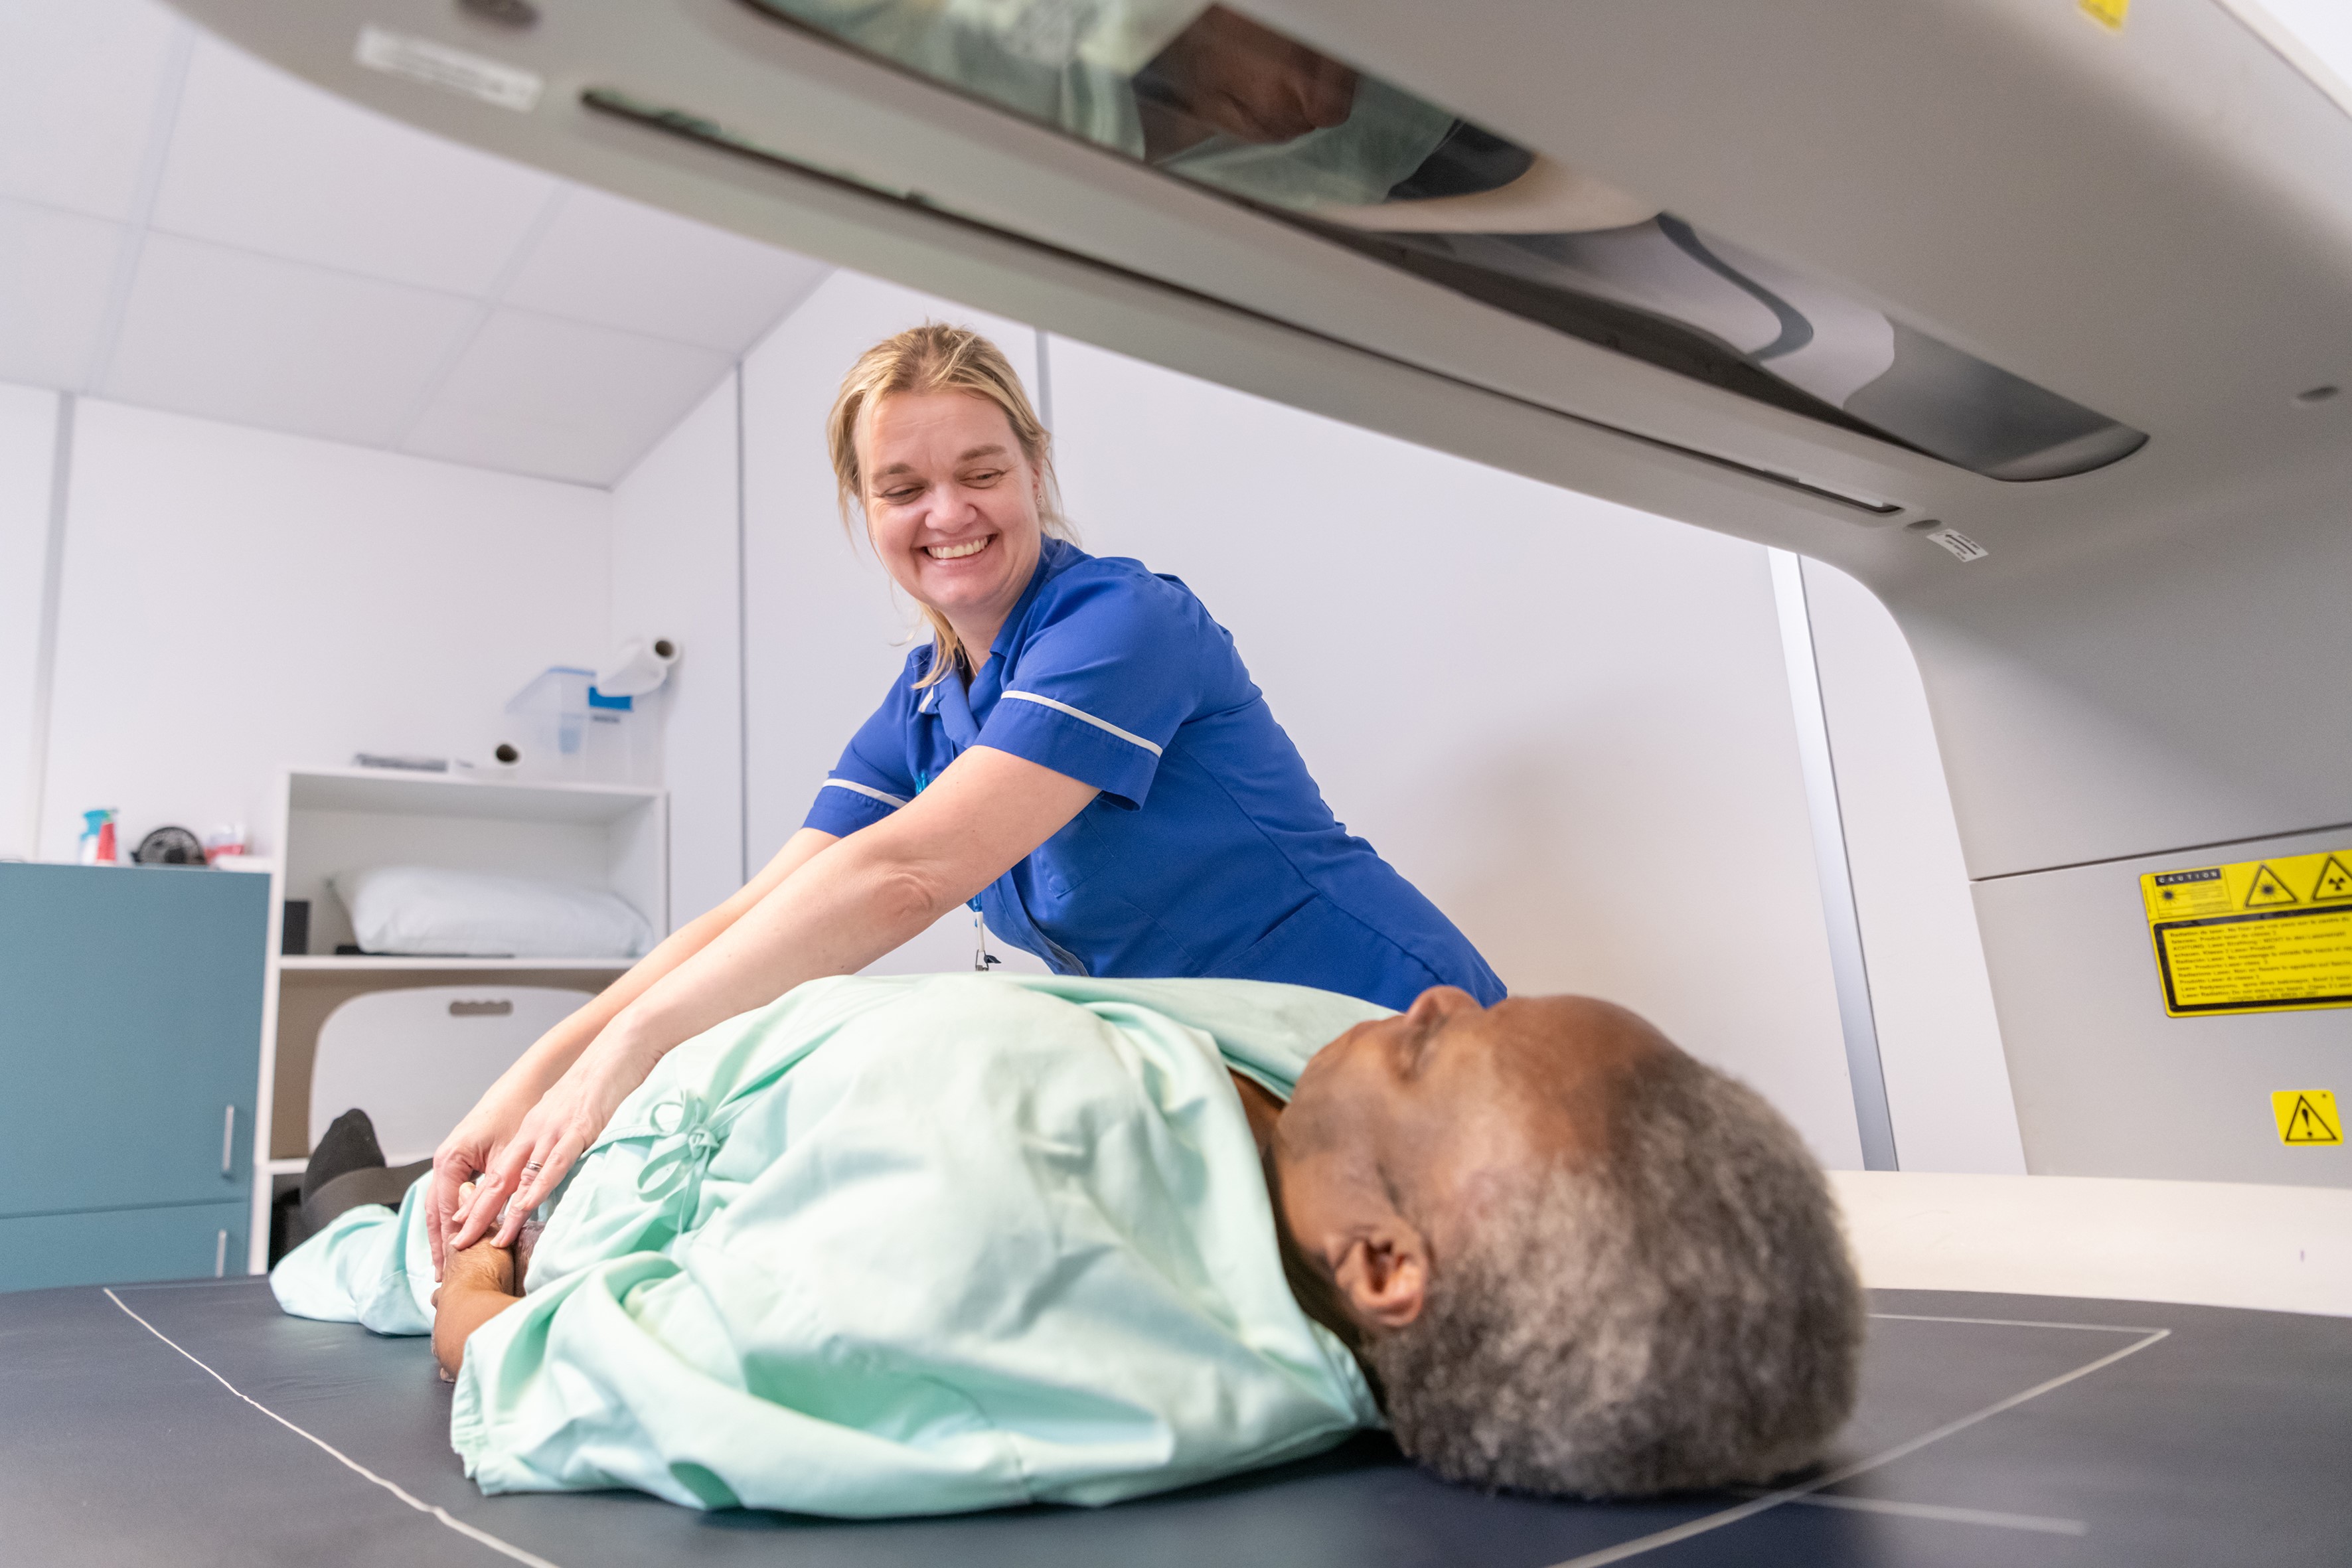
[501,666,658,783]
[502,666,593,779]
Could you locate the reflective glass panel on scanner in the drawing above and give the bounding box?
[738,0,2145,481]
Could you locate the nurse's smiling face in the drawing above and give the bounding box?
[858,390,1047,665]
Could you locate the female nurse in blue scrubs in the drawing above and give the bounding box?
[431,323,1501,1267]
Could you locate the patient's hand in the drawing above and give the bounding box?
[1139,5,1357,157]
[441,1235,514,1296]
[431,1184,524,1381]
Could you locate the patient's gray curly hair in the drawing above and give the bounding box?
[1364,1044,1863,1496]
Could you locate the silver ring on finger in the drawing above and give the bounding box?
[523,1162,544,1173]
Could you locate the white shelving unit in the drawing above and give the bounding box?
[247,767,666,1270]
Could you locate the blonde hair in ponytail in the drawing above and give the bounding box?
[826,323,1070,688]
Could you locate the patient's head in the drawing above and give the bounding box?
[1272,988,1862,1497]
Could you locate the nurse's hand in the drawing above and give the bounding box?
[427,1085,531,1276]
[446,1031,659,1253]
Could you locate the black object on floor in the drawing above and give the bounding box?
[303,1160,433,1235]
[1,1281,2344,1567]
[268,1184,304,1267]
[274,1158,434,1268]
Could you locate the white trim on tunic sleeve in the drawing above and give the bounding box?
[820,777,909,809]
[999,690,1165,756]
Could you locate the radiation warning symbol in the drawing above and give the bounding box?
[2244,864,2299,908]
[2140,849,2352,1016]
[2272,1090,2343,1146]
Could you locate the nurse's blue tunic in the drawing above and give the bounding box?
[803,539,1505,1012]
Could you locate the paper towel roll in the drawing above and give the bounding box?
[595,637,679,698]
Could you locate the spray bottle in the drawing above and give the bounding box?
[78,808,119,866]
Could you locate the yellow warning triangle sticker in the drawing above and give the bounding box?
[2244,864,2299,907]
[2312,856,2352,903]
[2272,1091,2343,1146]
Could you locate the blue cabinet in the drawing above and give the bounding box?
[0,863,266,1291]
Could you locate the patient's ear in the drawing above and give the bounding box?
[1334,1220,1428,1331]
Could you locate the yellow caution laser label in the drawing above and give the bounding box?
[2080,0,2130,31]
[2140,849,2352,1017]
[2272,1090,2342,1146]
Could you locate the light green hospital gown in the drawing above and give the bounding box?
[272,974,1390,1515]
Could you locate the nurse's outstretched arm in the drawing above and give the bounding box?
[427,825,842,1272]
[448,745,1098,1251]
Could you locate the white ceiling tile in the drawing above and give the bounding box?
[404,310,731,485]
[0,0,186,221]
[501,186,833,352]
[0,199,123,390]
[101,233,479,447]
[149,38,558,295]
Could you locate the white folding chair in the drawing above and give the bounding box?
[308,985,587,1163]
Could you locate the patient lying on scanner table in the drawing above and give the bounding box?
[275,975,1861,1515]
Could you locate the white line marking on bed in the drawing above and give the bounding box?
[1545,1314,2168,1567]
[1737,1490,2086,1536]
[104,1288,563,1568]
[1867,1311,2160,1334]
[99,1276,251,1291]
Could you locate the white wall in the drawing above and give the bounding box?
[37,398,610,860]
[739,270,1045,974]
[1804,558,2026,1174]
[0,384,56,858]
[611,372,745,929]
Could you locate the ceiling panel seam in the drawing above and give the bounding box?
[82,17,196,395]
[0,190,129,229]
[105,213,749,353]
[390,183,573,449]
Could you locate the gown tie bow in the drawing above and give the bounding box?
[635,1091,722,1227]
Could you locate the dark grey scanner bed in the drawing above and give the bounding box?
[4,1280,2343,1567]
